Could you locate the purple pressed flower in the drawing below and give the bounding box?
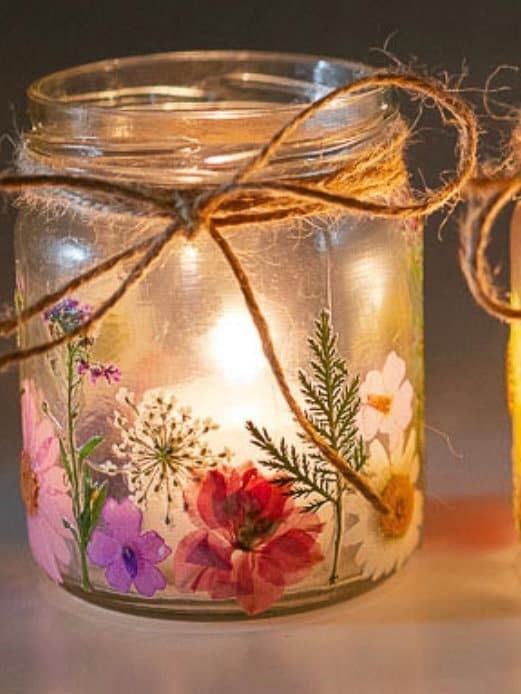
[101,364,122,385]
[77,360,121,385]
[77,359,90,377]
[87,498,171,597]
[44,298,93,334]
[88,365,104,383]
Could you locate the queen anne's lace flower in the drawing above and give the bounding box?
[102,388,231,524]
[347,429,423,580]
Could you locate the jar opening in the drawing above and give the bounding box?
[23,50,398,187]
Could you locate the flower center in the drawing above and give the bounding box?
[20,450,39,516]
[367,393,392,415]
[379,474,415,539]
[235,515,277,551]
[122,545,138,579]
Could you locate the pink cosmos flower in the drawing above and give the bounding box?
[20,380,72,583]
[357,351,413,451]
[174,464,324,615]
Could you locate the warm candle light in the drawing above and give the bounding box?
[208,306,266,384]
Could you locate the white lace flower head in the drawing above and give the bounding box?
[100,386,232,524]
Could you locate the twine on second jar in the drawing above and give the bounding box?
[0,72,479,516]
[460,127,521,322]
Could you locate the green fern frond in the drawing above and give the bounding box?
[247,310,367,515]
[246,421,335,507]
[299,310,368,473]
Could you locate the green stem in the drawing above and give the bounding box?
[66,343,92,592]
[66,344,79,500]
[79,539,92,592]
[329,482,343,585]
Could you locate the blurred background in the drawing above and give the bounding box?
[0,0,519,549]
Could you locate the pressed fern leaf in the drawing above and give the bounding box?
[246,421,335,511]
[298,310,367,474]
[247,310,367,512]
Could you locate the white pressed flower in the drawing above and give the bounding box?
[346,429,423,581]
[357,351,413,452]
[100,387,231,524]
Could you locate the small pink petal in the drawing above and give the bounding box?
[382,351,406,393]
[236,553,284,615]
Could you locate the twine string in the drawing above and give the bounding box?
[460,175,521,321]
[0,72,480,514]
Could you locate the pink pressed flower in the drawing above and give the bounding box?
[100,364,121,385]
[88,498,171,597]
[77,361,121,385]
[174,464,323,615]
[20,380,73,583]
[77,359,90,376]
[357,351,413,451]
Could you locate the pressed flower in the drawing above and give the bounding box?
[347,429,423,580]
[102,387,231,525]
[357,351,413,451]
[44,298,93,333]
[174,464,324,615]
[78,360,121,385]
[88,498,171,597]
[20,380,73,583]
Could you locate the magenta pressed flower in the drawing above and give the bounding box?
[174,464,324,615]
[88,498,171,597]
[77,360,121,385]
[44,298,93,333]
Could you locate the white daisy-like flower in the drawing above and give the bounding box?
[100,387,232,524]
[357,351,413,451]
[347,429,423,581]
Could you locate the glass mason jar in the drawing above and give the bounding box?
[16,51,424,619]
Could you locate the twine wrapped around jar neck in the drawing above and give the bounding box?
[0,71,479,516]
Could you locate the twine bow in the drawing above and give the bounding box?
[0,72,479,515]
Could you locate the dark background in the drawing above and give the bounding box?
[0,0,519,546]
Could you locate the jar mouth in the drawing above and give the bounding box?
[23,50,399,187]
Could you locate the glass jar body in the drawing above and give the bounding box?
[16,52,424,619]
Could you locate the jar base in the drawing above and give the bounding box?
[61,573,392,621]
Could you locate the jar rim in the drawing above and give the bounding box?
[28,50,380,115]
[23,50,398,187]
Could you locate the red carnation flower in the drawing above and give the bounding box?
[174,464,324,615]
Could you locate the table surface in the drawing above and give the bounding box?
[3,497,521,694]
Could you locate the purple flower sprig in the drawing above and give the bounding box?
[78,360,121,385]
[44,298,93,334]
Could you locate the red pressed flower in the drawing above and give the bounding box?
[174,464,324,615]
